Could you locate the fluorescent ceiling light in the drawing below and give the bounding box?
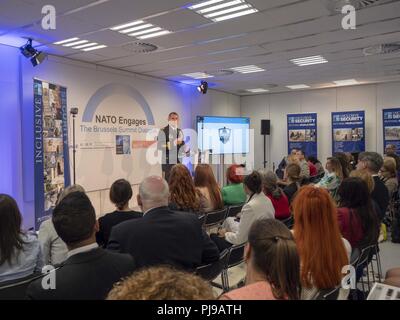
[110,20,144,31]
[212,8,258,21]
[333,79,359,86]
[188,0,225,10]
[190,0,258,22]
[231,65,265,73]
[290,55,328,66]
[63,40,88,47]
[286,84,310,89]
[72,42,98,49]
[197,0,243,14]
[246,88,269,93]
[137,30,171,39]
[182,72,214,79]
[205,4,250,17]
[82,45,107,52]
[53,37,79,45]
[129,27,162,37]
[119,23,153,34]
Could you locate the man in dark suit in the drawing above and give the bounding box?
[107,176,219,271]
[27,192,135,300]
[157,112,186,181]
[357,152,389,221]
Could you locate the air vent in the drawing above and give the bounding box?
[363,43,400,56]
[121,42,158,53]
[323,0,389,13]
[207,69,234,77]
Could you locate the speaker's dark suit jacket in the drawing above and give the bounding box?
[26,248,135,300]
[107,206,219,271]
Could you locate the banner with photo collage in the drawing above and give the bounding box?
[34,79,70,230]
[331,111,365,154]
[287,113,317,157]
[383,108,400,155]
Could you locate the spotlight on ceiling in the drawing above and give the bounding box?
[19,38,47,67]
[197,81,208,94]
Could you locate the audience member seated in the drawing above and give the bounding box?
[295,149,310,179]
[107,176,219,271]
[221,164,247,205]
[380,157,398,199]
[307,156,324,177]
[194,164,224,212]
[39,186,83,265]
[211,171,275,252]
[384,268,400,288]
[315,157,343,200]
[260,170,291,220]
[292,186,351,300]
[107,266,215,300]
[337,177,380,249]
[96,179,142,247]
[0,194,43,283]
[27,192,135,300]
[334,152,351,179]
[282,163,302,204]
[219,219,301,300]
[168,164,202,213]
[307,158,317,177]
[357,152,389,221]
[275,148,298,179]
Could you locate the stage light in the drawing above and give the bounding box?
[19,39,47,67]
[197,81,208,94]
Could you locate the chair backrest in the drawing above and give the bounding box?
[0,273,43,300]
[226,243,246,269]
[198,214,206,228]
[356,245,374,269]
[226,204,244,218]
[282,215,294,229]
[314,286,342,300]
[204,208,227,228]
[195,250,229,281]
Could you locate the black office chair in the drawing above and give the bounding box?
[204,208,228,230]
[196,250,229,283]
[0,273,43,300]
[226,204,244,218]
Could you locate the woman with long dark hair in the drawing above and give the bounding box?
[220,219,301,300]
[0,194,43,283]
[194,164,223,212]
[337,177,380,249]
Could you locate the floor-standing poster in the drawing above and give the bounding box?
[287,113,317,157]
[332,111,365,154]
[34,79,70,229]
[383,108,400,154]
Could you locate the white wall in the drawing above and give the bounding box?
[15,52,240,224]
[241,82,400,171]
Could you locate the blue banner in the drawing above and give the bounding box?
[287,113,317,157]
[332,111,365,154]
[33,79,70,230]
[383,108,400,155]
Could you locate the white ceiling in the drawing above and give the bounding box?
[1,0,400,94]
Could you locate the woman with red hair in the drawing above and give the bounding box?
[292,185,351,299]
[221,164,247,205]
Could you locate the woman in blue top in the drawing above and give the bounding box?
[0,194,43,283]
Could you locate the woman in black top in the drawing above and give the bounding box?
[283,163,302,204]
[96,179,142,247]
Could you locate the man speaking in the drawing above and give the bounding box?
[157,112,186,181]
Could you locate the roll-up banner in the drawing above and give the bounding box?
[332,111,365,154]
[383,108,400,155]
[287,113,317,157]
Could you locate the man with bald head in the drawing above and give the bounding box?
[107,176,219,271]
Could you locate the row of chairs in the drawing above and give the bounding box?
[198,204,244,231]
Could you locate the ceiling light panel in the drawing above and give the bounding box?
[230,65,265,73]
[286,84,310,89]
[246,88,269,93]
[290,55,328,66]
[182,72,214,79]
[110,20,170,39]
[53,38,107,52]
[333,79,359,86]
[189,0,258,22]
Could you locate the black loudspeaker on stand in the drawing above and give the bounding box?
[70,107,79,185]
[261,119,270,169]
